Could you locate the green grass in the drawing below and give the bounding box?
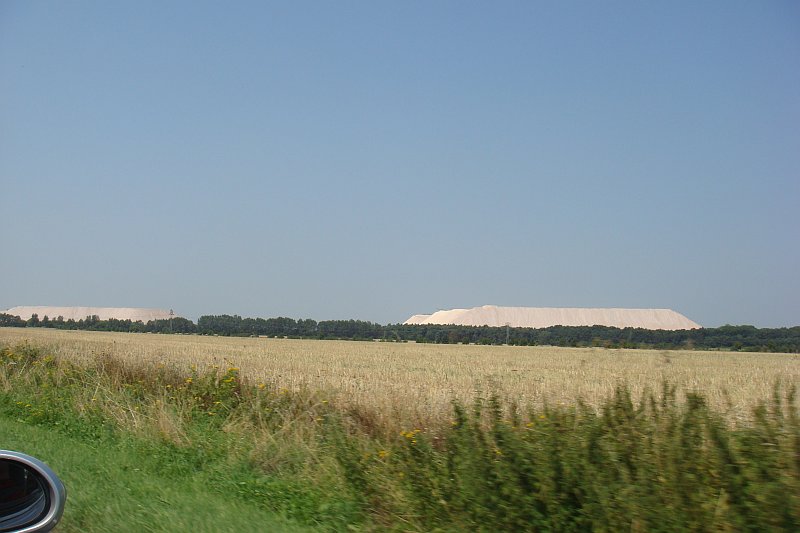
[0,417,314,533]
[2,342,799,531]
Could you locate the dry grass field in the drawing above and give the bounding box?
[2,327,797,428]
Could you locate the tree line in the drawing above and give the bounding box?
[1,312,798,353]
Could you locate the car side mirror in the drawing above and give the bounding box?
[0,451,66,533]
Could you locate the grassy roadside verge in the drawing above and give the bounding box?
[2,342,799,531]
[0,416,314,533]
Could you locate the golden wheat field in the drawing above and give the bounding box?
[2,327,798,427]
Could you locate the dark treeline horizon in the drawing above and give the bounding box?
[1,312,798,353]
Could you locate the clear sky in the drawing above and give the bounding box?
[1,1,798,327]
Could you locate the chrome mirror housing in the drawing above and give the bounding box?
[0,451,66,533]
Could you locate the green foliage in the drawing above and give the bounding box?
[0,313,26,327]
[378,386,799,531]
[1,418,313,533]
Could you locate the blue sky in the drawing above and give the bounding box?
[1,1,798,327]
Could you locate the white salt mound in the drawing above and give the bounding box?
[3,306,176,323]
[404,305,701,330]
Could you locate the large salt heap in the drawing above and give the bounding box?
[404,305,700,330]
[3,306,176,323]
